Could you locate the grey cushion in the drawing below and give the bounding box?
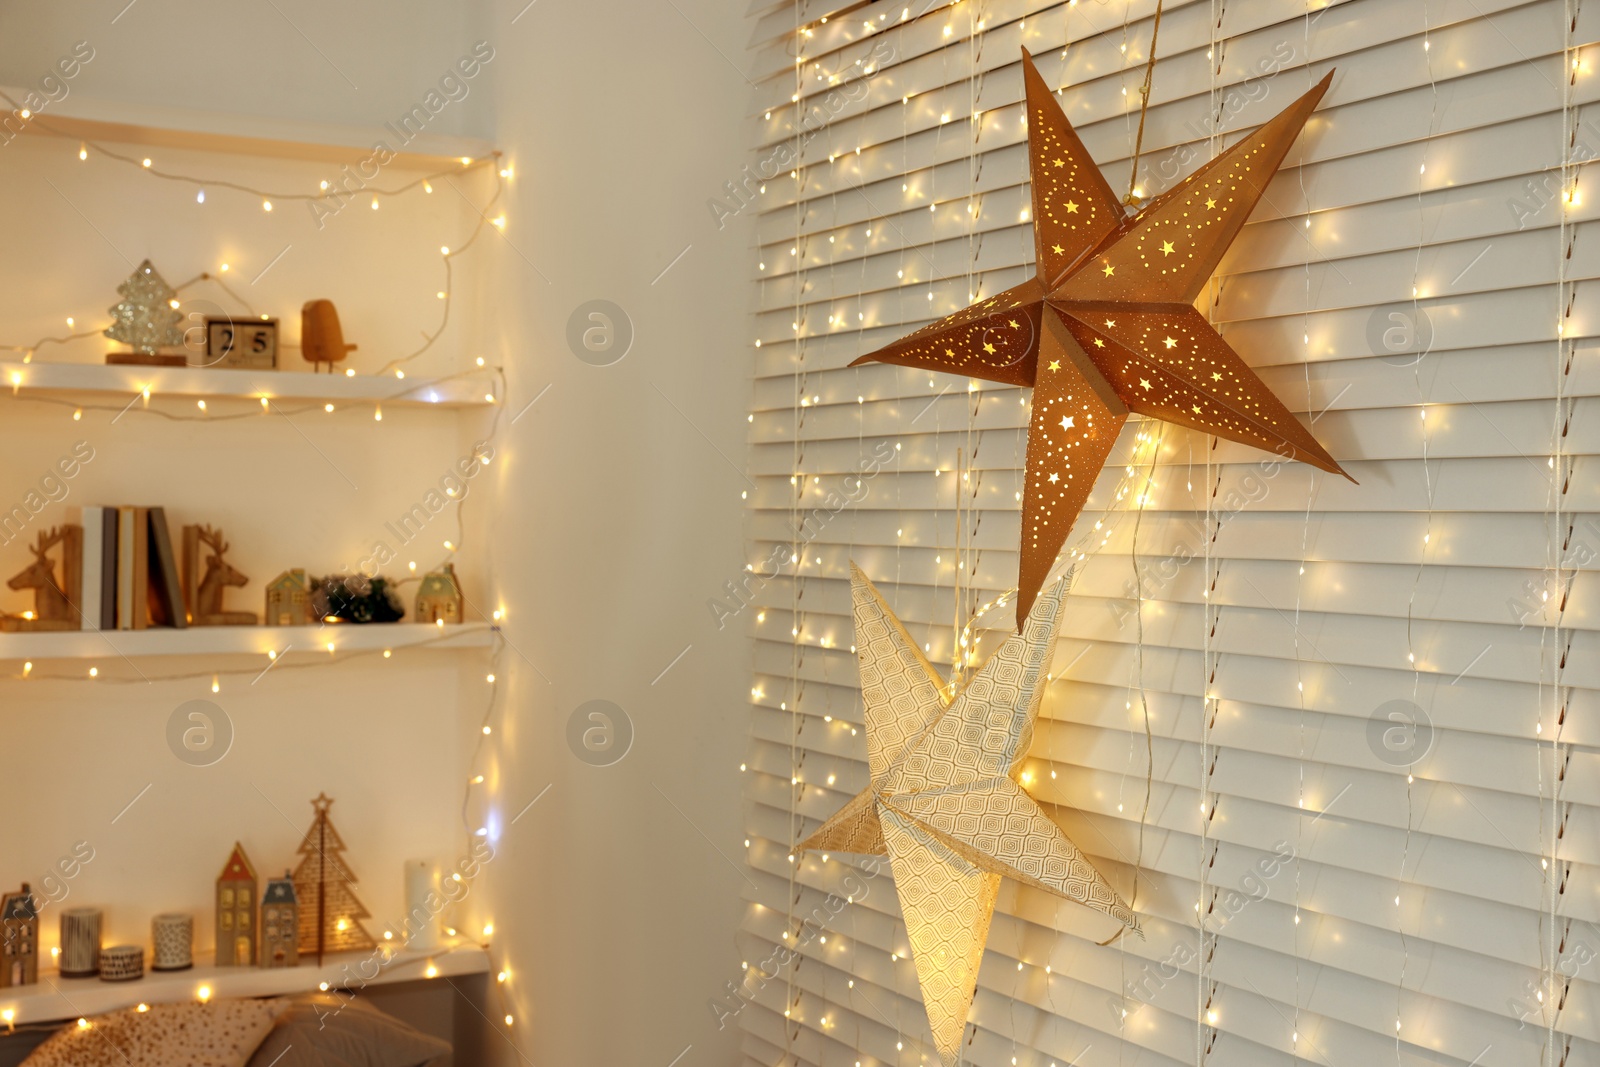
[246,993,451,1067]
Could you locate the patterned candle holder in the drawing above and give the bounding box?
[151,913,193,971]
[99,945,143,982]
[59,908,101,977]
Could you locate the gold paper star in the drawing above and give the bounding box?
[848,49,1350,629]
[799,568,1138,1066]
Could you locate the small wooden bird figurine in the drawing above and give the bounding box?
[300,300,358,371]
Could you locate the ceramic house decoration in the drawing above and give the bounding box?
[414,564,463,625]
[260,873,298,969]
[215,842,258,966]
[0,884,39,988]
[264,569,314,626]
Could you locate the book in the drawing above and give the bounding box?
[116,507,135,630]
[98,508,117,631]
[131,506,149,630]
[81,507,103,632]
[146,508,187,629]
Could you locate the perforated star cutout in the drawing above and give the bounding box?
[851,49,1352,629]
[798,564,1138,1066]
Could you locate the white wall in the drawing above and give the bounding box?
[0,2,756,1063]
[473,0,754,1062]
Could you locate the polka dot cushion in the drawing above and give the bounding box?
[20,1000,283,1067]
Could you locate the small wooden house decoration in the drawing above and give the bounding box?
[215,843,258,966]
[0,884,39,988]
[414,564,463,625]
[260,873,298,969]
[265,569,314,626]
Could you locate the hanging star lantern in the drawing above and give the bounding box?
[798,564,1137,1066]
[853,50,1352,629]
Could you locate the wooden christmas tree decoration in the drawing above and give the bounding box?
[182,524,257,625]
[2,525,83,631]
[104,260,187,365]
[292,794,377,964]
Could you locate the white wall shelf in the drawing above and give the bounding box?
[0,942,490,1025]
[0,621,495,663]
[0,360,497,409]
[0,86,497,167]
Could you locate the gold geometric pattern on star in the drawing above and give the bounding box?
[798,564,1137,1066]
[850,48,1352,630]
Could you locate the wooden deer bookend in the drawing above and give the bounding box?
[1,525,83,632]
[181,525,257,625]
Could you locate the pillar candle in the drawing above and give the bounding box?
[151,912,193,971]
[403,860,440,951]
[59,908,101,977]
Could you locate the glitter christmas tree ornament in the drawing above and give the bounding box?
[104,259,186,362]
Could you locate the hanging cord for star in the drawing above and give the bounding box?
[1123,0,1167,207]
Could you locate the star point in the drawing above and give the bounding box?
[844,50,1348,637]
[798,569,1138,1067]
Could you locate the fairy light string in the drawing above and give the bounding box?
[1543,2,1580,1061]
[1291,5,1316,1060]
[0,106,503,385]
[786,2,807,1056]
[1394,4,1443,1058]
[1199,2,1225,1060]
[1,103,521,1035]
[0,91,499,207]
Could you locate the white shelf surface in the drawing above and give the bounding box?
[0,942,489,1025]
[0,622,495,663]
[1,360,496,409]
[0,85,497,166]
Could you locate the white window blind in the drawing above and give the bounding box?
[736,1,1597,1064]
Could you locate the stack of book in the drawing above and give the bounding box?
[80,506,188,632]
